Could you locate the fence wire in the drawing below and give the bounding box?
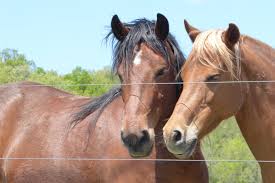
[2,80,275,87]
[0,157,273,163]
[0,80,273,163]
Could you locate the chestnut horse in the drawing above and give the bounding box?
[0,15,208,182]
[163,20,275,182]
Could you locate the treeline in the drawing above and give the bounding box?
[0,49,261,182]
[0,49,118,96]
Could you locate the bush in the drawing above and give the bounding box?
[0,49,118,97]
[202,118,262,183]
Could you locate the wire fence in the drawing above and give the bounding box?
[0,80,273,164]
[2,80,275,87]
[0,157,273,163]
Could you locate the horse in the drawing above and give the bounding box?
[0,15,208,182]
[163,20,275,182]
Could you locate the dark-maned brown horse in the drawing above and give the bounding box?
[0,15,208,182]
[163,20,275,182]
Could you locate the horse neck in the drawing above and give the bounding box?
[235,36,275,161]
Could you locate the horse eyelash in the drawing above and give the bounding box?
[205,74,221,82]
[155,68,166,78]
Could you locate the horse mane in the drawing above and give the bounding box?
[70,18,185,128]
[191,29,241,79]
[70,87,121,128]
[107,18,184,75]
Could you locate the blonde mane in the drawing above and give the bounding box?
[192,29,241,79]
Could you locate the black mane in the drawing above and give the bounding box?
[107,18,184,74]
[71,18,185,128]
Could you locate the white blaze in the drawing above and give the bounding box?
[133,50,142,65]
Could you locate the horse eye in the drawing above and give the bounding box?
[155,68,166,78]
[134,44,141,53]
[206,74,220,82]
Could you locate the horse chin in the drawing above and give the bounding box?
[128,143,153,158]
[172,149,194,159]
[168,141,197,159]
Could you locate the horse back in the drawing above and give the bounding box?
[0,82,90,181]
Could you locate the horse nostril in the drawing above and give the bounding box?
[121,131,126,143]
[172,130,183,144]
[140,130,150,145]
[121,131,124,139]
[188,138,198,147]
[121,132,139,148]
[121,130,151,149]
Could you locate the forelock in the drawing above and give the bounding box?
[191,29,241,79]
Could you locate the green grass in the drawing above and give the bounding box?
[202,118,262,183]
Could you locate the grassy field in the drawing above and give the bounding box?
[202,118,262,183]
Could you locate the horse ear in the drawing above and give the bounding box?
[111,15,129,41]
[155,13,169,41]
[184,20,201,42]
[222,23,240,48]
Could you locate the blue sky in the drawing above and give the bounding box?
[1,0,274,74]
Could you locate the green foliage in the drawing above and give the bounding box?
[0,49,118,97]
[30,68,67,86]
[0,49,33,83]
[63,66,118,96]
[202,118,262,183]
[0,49,262,182]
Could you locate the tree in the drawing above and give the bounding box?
[0,49,34,83]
